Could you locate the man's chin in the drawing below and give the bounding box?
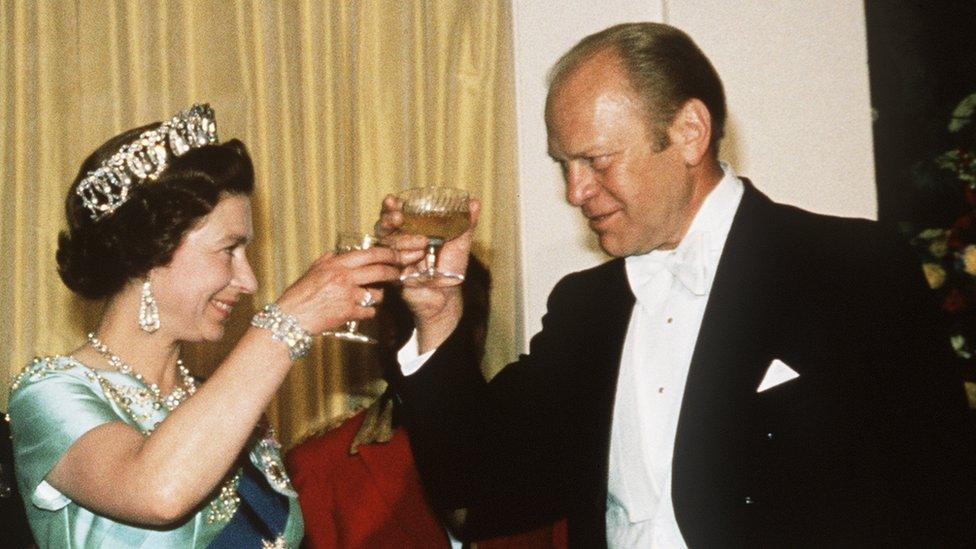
[599,234,665,258]
[597,235,631,258]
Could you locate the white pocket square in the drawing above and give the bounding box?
[756,358,800,393]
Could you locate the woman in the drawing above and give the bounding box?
[7,104,405,547]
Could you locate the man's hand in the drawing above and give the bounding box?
[375,194,481,352]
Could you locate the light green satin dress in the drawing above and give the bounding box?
[7,355,304,548]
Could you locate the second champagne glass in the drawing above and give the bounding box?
[322,232,379,344]
[398,186,470,288]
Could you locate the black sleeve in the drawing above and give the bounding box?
[390,275,590,536]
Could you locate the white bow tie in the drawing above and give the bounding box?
[629,231,710,299]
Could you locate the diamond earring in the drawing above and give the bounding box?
[139,278,160,333]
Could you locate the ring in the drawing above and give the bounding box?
[358,290,377,308]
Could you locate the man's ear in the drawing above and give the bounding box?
[667,98,713,167]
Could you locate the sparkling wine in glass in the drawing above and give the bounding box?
[322,232,378,344]
[398,186,470,288]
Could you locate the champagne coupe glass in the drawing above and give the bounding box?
[398,186,470,288]
[322,232,379,344]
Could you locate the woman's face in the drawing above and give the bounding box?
[151,193,258,342]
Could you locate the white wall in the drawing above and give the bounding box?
[667,1,876,219]
[510,1,876,344]
[510,0,661,342]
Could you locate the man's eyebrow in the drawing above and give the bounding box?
[549,147,614,161]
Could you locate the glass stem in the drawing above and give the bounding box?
[425,243,438,275]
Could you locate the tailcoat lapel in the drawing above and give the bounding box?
[671,181,782,545]
[570,257,636,545]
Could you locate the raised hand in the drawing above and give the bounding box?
[274,246,403,334]
[376,193,481,351]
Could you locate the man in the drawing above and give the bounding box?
[380,23,975,547]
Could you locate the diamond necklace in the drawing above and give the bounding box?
[86,332,197,411]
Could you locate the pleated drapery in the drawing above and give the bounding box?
[0,0,519,448]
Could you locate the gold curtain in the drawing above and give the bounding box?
[0,0,519,448]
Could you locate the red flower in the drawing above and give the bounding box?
[948,211,976,250]
[943,288,969,313]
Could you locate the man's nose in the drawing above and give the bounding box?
[565,164,598,206]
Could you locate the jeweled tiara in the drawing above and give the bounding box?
[76,103,219,221]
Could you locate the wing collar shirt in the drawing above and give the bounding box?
[399,164,744,548]
[606,163,743,548]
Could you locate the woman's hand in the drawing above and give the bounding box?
[275,246,404,334]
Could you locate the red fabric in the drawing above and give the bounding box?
[286,411,566,549]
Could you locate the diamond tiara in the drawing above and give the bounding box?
[76,103,219,221]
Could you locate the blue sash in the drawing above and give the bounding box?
[208,461,289,548]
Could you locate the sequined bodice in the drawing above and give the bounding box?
[7,355,304,548]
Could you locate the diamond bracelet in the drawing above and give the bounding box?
[251,304,313,361]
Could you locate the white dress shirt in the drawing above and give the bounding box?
[606,165,743,547]
[400,164,744,548]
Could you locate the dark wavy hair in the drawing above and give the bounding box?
[57,124,255,300]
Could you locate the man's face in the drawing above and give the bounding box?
[546,49,696,257]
